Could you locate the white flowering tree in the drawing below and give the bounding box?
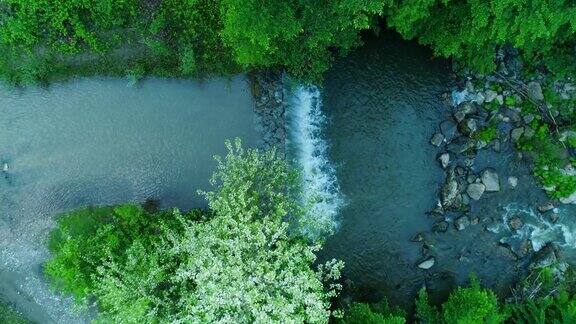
[92,139,343,323]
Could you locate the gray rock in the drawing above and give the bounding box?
[469,215,480,225]
[481,169,500,192]
[464,157,475,168]
[441,169,461,208]
[524,126,535,139]
[527,81,544,101]
[466,183,486,200]
[550,213,560,223]
[496,94,504,105]
[523,113,535,124]
[440,120,459,141]
[529,243,559,270]
[433,220,449,233]
[492,139,501,152]
[454,215,471,230]
[411,232,424,242]
[508,215,524,230]
[454,102,477,122]
[496,244,518,261]
[431,133,444,147]
[484,90,498,103]
[454,110,466,123]
[517,240,534,258]
[458,118,478,136]
[508,176,518,189]
[467,174,477,184]
[511,127,524,142]
[417,257,435,269]
[438,153,450,169]
[538,202,555,213]
[446,137,475,154]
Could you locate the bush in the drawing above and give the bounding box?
[416,276,507,324]
[339,301,405,324]
[0,300,28,324]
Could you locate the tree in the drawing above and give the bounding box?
[46,140,343,323]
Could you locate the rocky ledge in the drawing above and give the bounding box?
[249,70,286,155]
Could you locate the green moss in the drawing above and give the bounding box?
[475,125,498,143]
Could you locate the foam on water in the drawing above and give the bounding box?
[286,86,344,239]
[500,203,576,251]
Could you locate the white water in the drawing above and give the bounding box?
[286,86,344,239]
[493,203,576,252]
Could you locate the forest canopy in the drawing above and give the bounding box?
[1,0,575,83]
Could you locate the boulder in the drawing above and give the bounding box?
[508,215,524,230]
[440,120,459,141]
[508,176,518,189]
[417,257,436,270]
[538,202,555,213]
[524,126,535,139]
[441,172,461,209]
[453,102,477,122]
[438,153,450,169]
[481,169,500,192]
[527,81,544,101]
[496,94,504,105]
[511,127,524,142]
[433,220,449,233]
[458,118,478,136]
[430,133,444,147]
[454,215,471,231]
[523,113,535,124]
[529,243,559,270]
[466,183,486,200]
[446,137,475,154]
[411,232,424,242]
[484,90,498,103]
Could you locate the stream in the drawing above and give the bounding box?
[1,34,576,321]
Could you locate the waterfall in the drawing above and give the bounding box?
[286,86,344,239]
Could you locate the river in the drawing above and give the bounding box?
[0,76,258,323]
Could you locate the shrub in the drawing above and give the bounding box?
[339,301,405,324]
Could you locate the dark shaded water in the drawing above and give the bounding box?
[0,76,258,323]
[319,32,576,309]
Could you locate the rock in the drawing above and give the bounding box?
[508,216,524,230]
[550,213,560,223]
[441,169,461,209]
[464,158,475,168]
[496,94,504,105]
[467,174,476,184]
[433,220,449,233]
[446,137,475,154]
[438,153,450,169]
[481,169,500,192]
[529,243,559,270]
[527,81,544,101]
[560,192,576,204]
[431,133,444,147]
[453,102,477,122]
[517,240,534,258]
[454,215,471,230]
[455,166,466,176]
[524,126,535,139]
[492,139,501,152]
[523,113,535,124]
[474,92,485,105]
[511,127,524,142]
[411,232,424,242]
[469,215,480,225]
[538,202,555,213]
[417,257,435,270]
[484,90,498,103]
[440,120,459,141]
[508,176,518,189]
[458,118,478,136]
[475,140,488,150]
[466,183,486,200]
[2,163,7,172]
[496,244,518,261]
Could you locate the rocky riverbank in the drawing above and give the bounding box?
[249,70,287,155]
[415,47,576,273]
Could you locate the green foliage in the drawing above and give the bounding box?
[476,125,498,142]
[220,0,385,82]
[46,140,343,323]
[339,301,405,324]
[0,300,28,324]
[416,276,507,324]
[507,292,576,324]
[384,0,576,75]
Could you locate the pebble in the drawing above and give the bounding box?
[417,257,435,270]
[508,176,518,189]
